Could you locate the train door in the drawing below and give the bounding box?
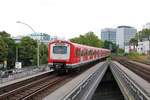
[80,48,84,62]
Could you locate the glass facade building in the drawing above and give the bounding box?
[116,26,137,49]
[101,28,116,44]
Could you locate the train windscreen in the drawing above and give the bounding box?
[53,46,67,54]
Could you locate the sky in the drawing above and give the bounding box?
[0,0,150,40]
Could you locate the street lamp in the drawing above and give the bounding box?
[16,21,40,67]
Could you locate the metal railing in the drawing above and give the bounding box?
[110,61,150,100]
[62,62,109,100]
[0,65,49,84]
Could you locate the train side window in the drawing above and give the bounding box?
[77,49,79,57]
[84,50,86,56]
[89,50,92,55]
[83,50,84,56]
[93,50,95,55]
[81,50,84,56]
[89,50,91,55]
[92,50,94,55]
[79,49,81,57]
[86,50,88,56]
[74,48,77,57]
[90,50,92,55]
[75,48,80,57]
[84,50,87,56]
[83,50,85,56]
[77,49,80,57]
[80,50,82,56]
[87,50,90,56]
[82,50,84,56]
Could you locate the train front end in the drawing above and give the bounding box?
[48,40,71,73]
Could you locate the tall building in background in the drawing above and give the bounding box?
[116,26,137,49]
[101,28,116,44]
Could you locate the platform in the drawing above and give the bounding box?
[110,61,150,100]
[43,61,109,100]
[0,69,51,88]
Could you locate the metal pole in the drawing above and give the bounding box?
[149,35,150,58]
[37,40,39,67]
[16,21,39,67]
[16,46,18,62]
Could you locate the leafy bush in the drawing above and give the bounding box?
[127,52,141,59]
[116,48,124,56]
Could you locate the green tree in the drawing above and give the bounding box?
[0,37,8,61]
[0,31,10,37]
[3,37,16,68]
[129,38,138,51]
[136,29,150,41]
[39,43,48,64]
[135,31,142,41]
[103,41,117,53]
[142,29,150,56]
[136,29,150,56]
[141,29,150,39]
[0,31,16,69]
[19,36,37,66]
[70,31,103,47]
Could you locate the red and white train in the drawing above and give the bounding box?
[48,40,110,73]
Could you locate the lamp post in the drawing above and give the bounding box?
[16,21,40,67]
[16,46,18,62]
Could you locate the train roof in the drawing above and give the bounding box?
[49,40,110,51]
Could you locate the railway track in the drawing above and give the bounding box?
[113,57,150,83]
[133,59,150,66]
[0,73,73,100]
[0,72,52,95]
[0,60,104,100]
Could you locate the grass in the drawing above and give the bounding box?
[127,52,149,61]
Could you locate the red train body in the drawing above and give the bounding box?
[48,40,110,72]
